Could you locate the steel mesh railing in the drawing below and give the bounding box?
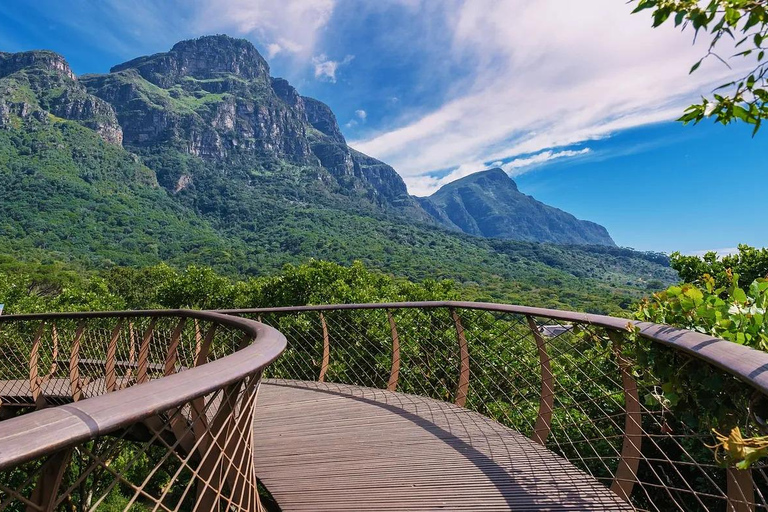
[0,310,286,511]
[226,302,768,512]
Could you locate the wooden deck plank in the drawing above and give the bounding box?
[253,380,631,511]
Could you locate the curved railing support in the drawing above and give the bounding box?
[526,315,554,446]
[319,312,329,382]
[608,330,642,503]
[28,448,72,512]
[0,310,286,511]
[728,467,755,512]
[28,321,45,409]
[450,308,469,407]
[386,310,400,391]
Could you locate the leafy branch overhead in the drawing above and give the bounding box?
[633,0,768,134]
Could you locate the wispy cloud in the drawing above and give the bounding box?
[312,53,354,82]
[355,109,367,120]
[502,148,591,176]
[350,0,748,191]
[405,147,591,196]
[195,0,336,59]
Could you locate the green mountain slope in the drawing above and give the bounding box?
[0,36,677,313]
[418,168,615,245]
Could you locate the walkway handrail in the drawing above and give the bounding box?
[225,301,768,511]
[225,301,768,396]
[0,309,286,511]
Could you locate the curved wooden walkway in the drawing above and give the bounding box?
[254,380,631,511]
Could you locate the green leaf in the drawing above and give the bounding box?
[690,59,703,74]
[733,287,748,304]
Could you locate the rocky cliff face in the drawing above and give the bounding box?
[418,168,615,246]
[0,50,122,144]
[78,35,427,217]
[0,36,615,246]
[82,36,314,164]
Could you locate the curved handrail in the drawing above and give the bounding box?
[0,309,286,511]
[225,301,768,510]
[223,300,768,396]
[0,309,286,471]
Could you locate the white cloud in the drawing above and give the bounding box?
[195,0,336,58]
[312,53,354,82]
[405,148,591,196]
[502,148,591,176]
[355,109,367,120]
[266,43,282,58]
[350,0,749,190]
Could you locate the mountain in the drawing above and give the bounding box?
[79,36,428,220]
[0,36,676,313]
[417,168,615,246]
[0,50,122,143]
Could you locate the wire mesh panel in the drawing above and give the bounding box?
[230,303,768,511]
[0,311,285,512]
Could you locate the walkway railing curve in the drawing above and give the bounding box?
[225,301,768,512]
[0,310,286,511]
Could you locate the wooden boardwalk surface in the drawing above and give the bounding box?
[253,380,631,511]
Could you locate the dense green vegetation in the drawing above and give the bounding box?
[0,38,680,316]
[634,0,768,133]
[670,244,768,289]
[634,245,768,472]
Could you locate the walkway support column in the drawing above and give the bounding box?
[609,330,642,503]
[450,308,469,407]
[387,310,400,391]
[526,315,554,445]
[319,312,329,382]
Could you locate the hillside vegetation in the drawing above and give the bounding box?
[0,36,678,314]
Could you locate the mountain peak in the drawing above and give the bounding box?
[421,166,614,246]
[431,168,518,194]
[0,50,75,81]
[110,34,270,85]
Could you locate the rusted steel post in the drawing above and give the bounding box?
[125,321,137,388]
[45,323,60,380]
[609,330,643,503]
[194,324,217,367]
[27,448,72,512]
[450,308,469,407]
[105,318,124,392]
[526,315,554,445]
[28,321,45,408]
[137,318,156,384]
[164,317,186,376]
[727,468,755,512]
[387,310,400,391]
[68,322,86,401]
[193,318,203,363]
[318,312,329,382]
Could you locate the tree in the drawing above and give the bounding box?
[633,0,768,133]
[670,244,768,289]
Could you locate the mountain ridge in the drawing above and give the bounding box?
[0,35,674,313]
[417,168,615,246]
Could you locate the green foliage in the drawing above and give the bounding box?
[633,0,768,133]
[670,244,768,289]
[0,257,458,314]
[637,272,768,351]
[634,270,768,470]
[0,114,675,314]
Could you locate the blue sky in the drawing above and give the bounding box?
[1,0,765,254]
